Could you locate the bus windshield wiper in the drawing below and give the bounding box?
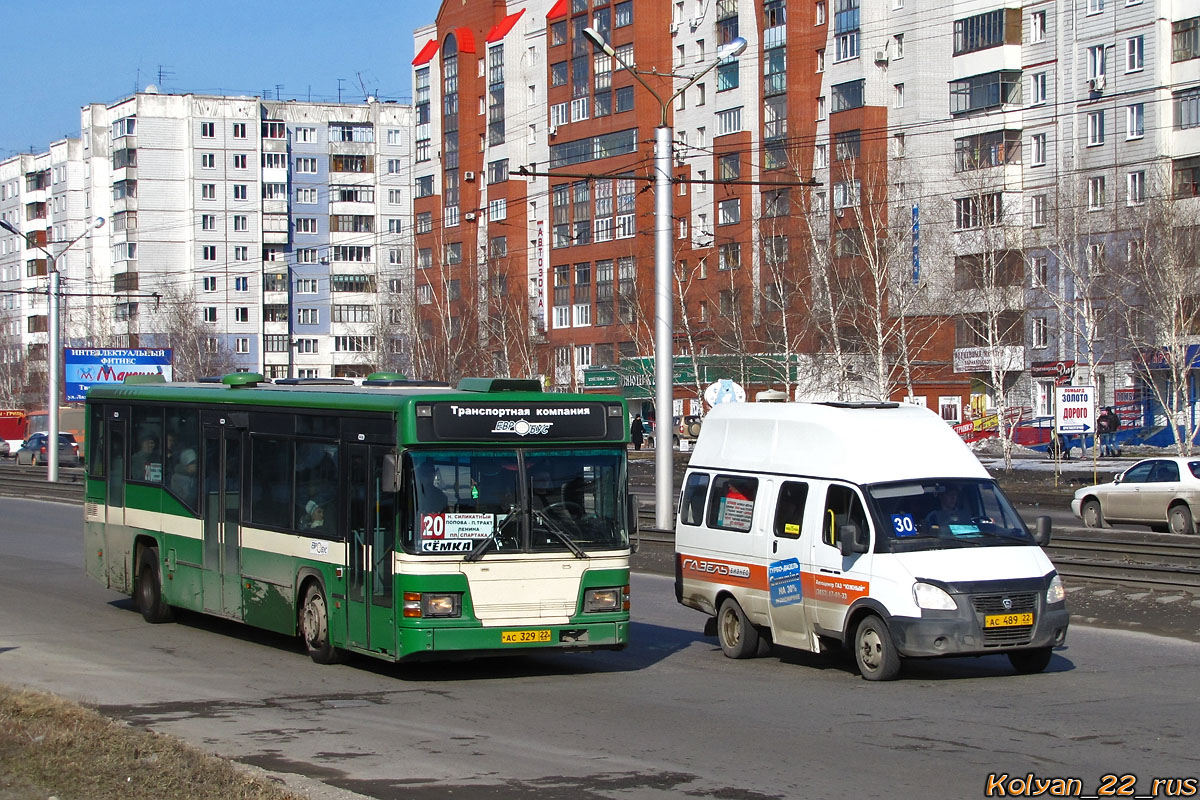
[465,506,520,562]
[532,509,587,559]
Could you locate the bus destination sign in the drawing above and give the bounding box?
[426,402,612,442]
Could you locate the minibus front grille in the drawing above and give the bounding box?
[969,592,1038,646]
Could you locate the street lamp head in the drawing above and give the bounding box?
[92,216,106,230]
[582,26,616,57]
[0,219,18,236]
[717,36,748,61]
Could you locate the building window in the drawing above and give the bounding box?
[1175,18,1200,62]
[234,307,249,323]
[234,246,248,261]
[203,307,217,323]
[202,245,217,261]
[1127,170,1145,205]
[1088,176,1107,209]
[201,153,215,169]
[716,107,743,135]
[1031,194,1047,227]
[201,214,216,231]
[831,79,865,112]
[1031,72,1047,105]
[718,198,741,225]
[1087,111,1105,146]
[950,71,1021,114]
[1126,104,1144,139]
[1032,317,1048,349]
[233,215,248,231]
[1030,255,1048,287]
[201,183,215,200]
[1031,10,1046,43]
[1031,132,1047,166]
[1087,45,1107,80]
[201,122,215,138]
[954,193,1002,229]
[954,8,1019,55]
[1126,36,1144,72]
[233,184,248,200]
[295,157,318,174]
[295,218,318,234]
[297,308,319,325]
[296,278,318,293]
[893,83,905,108]
[202,276,217,292]
[718,243,741,270]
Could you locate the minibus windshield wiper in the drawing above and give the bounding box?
[532,509,587,559]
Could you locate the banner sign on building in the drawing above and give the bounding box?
[535,220,547,333]
[64,348,173,402]
[1031,360,1075,386]
[911,204,920,285]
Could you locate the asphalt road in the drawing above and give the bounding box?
[3,498,1199,800]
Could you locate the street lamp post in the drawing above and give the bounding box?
[583,27,747,530]
[0,215,104,482]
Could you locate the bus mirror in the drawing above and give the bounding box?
[627,493,640,553]
[838,522,869,556]
[383,453,400,494]
[1033,515,1052,546]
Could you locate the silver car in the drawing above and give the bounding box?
[1071,457,1200,535]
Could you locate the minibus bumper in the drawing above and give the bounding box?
[887,606,1070,658]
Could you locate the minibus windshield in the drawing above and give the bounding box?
[866,478,1035,552]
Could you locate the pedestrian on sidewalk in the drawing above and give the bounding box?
[630,415,645,451]
[1099,407,1121,456]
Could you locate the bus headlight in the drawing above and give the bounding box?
[1046,575,1065,605]
[913,582,956,610]
[584,586,627,612]
[404,592,461,618]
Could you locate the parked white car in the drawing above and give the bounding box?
[1071,457,1200,535]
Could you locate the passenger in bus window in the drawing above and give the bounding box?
[302,500,326,530]
[131,433,160,482]
[170,448,197,500]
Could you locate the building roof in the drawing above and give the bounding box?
[486,9,526,43]
[546,0,567,19]
[412,39,440,66]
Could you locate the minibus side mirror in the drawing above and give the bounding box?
[1033,515,1052,546]
[627,493,640,553]
[838,522,869,556]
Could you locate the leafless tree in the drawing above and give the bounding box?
[143,286,236,381]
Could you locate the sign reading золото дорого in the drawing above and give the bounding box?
[64,348,173,401]
[1054,385,1095,435]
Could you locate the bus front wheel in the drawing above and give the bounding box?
[300,583,345,664]
[854,614,901,681]
[137,547,174,624]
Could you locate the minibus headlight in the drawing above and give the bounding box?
[584,587,624,612]
[913,582,956,611]
[1045,575,1065,605]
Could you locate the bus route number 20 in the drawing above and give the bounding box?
[422,514,447,539]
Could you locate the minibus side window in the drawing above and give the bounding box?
[822,484,868,547]
[706,475,758,532]
[679,472,710,526]
[773,481,809,539]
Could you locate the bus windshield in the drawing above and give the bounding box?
[406,448,628,556]
[866,478,1034,553]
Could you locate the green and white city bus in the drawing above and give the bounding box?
[84,374,634,663]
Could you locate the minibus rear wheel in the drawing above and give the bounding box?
[717,597,761,659]
[854,614,901,681]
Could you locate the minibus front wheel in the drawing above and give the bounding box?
[854,614,901,681]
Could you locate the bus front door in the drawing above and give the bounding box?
[345,445,397,655]
[202,426,243,619]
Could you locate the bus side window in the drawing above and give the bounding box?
[87,404,105,478]
[773,481,809,539]
[822,484,869,548]
[165,408,199,512]
[679,472,710,526]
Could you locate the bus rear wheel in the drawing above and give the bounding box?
[300,583,345,664]
[137,547,174,624]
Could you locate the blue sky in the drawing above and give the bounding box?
[0,0,444,158]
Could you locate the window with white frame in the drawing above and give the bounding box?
[297,308,319,325]
[201,122,215,138]
[1087,111,1105,145]
[1126,36,1143,71]
[233,184,247,200]
[1030,254,1048,287]
[718,198,741,225]
[1088,176,1106,209]
[234,307,249,323]
[202,245,217,261]
[1031,194,1047,227]
[296,248,318,264]
[201,153,215,169]
[1032,316,1048,348]
[202,276,217,292]
[1031,10,1046,43]
[201,183,215,200]
[295,127,315,143]
[489,198,507,221]
[234,246,248,261]
[1126,104,1144,139]
[203,306,217,323]
[232,152,247,168]
[1087,0,1103,13]
[814,144,828,169]
[387,189,403,205]
[1032,72,1047,104]
[201,214,216,231]
[1127,170,1145,205]
[893,83,904,108]
[1031,132,1047,165]
[296,218,318,234]
[296,278,318,293]
[295,157,318,174]
[232,122,247,139]
[235,337,249,354]
[1087,45,1106,80]
[234,215,248,231]
[716,107,742,135]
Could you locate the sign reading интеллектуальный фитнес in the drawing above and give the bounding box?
[64,348,173,401]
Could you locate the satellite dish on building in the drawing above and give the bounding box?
[704,379,746,407]
[755,389,788,403]
[144,84,159,94]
